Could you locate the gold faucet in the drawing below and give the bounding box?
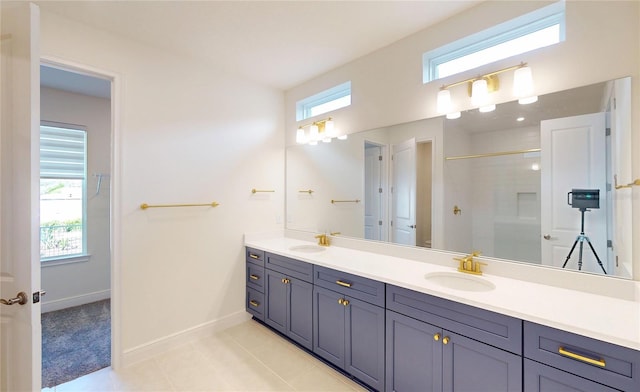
[315,233,330,246]
[454,251,486,275]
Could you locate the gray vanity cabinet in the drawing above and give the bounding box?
[245,248,265,321]
[313,267,386,391]
[264,253,314,350]
[386,285,522,392]
[524,321,640,391]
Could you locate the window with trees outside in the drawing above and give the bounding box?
[40,123,87,261]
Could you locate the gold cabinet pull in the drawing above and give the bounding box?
[342,299,350,306]
[249,300,260,307]
[442,336,450,345]
[338,298,344,305]
[249,274,260,280]
[433,333,441,341]
[249,254,260,259]
[558,347,606,367]
[336,280,352,288]
[281,278,290,284]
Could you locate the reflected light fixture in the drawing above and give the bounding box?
[296,117,345,145]
[435,62,535,118]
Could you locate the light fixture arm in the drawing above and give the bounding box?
[297,116,333,130]
[439,62,528,91]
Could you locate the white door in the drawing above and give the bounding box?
[1,2,42,391]
[541,113,608,274]
[391,138,416,246]
[364,144,383,241]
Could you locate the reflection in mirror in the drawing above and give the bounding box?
[286,77,632,279]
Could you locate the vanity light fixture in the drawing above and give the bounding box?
[517,116,525,122]
[296,117,345,145]
[435,62,536,118]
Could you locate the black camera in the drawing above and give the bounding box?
[567,189,599,210]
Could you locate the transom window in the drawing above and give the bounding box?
[423,1,565,83]
[40,123,87,261]
[296,81,351,121]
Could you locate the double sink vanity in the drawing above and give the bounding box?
[244,233,640,391]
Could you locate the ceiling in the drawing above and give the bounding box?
[36,0,481,91]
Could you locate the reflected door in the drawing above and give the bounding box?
[391,138,416,246]
[0,2,42,390]
[541,113,608,274]
[364,144,384,241]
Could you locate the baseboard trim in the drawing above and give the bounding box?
[122,310,251,367]
[41,289,111,313]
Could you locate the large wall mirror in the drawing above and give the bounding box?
[286,77,633,279]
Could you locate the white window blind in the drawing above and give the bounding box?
[40,125,86,180]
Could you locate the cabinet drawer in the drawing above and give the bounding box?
[246,288,264,321]
[265,253,313,283]
[387,284,521,354]
[246,247,265,266]
[524,321,640,392]
[246,262,265,293]
[314,265,385,307]
[524,359,620,392]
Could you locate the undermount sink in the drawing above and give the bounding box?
[289,244,327,253]
[424,271,496,292]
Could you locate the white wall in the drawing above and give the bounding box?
[285,0,640,280]
[40,10,285,360]
[40,86,111,312]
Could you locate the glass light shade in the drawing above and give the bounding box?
[518,96,538,105]
[296,128,306,144]
[337,134,348,140]
[309,124,319,141]
[479,104,496,113]
[471,79,489,106]
[436,89,452,114]
[513,66,534,97]
[324,120,335,137]
[446,111,461,120]
[322,137,332,143]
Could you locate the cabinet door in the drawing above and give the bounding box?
[313,286,346,368]
[524,359,620,392]
[442,331,522,392]
[265,270,288,334]
[287,277,313,351]
[345,297,385,391]
[386,310,442,392]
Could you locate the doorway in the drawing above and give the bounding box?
[39,63,113,387]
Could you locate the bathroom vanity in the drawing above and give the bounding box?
[244,235,640,391]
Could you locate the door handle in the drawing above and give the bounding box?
[408,224,417,229]
[543,234,552,240]
[0,292,28,306]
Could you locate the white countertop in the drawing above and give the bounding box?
[245,234,640,351]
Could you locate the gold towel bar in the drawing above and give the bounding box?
[331,199,361,204]
[614,175,640,190]
[140,202,219,210]
[252,189,275,194]
[299,189,314,194]
[445,148,541,160]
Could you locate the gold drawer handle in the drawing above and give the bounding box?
[249,274,260,280]
[249,253,260,259]
[342,299,350,306]
[433,333,441,341]
[442,336,450,345]
[558,347,606,367]
[338,298,344,305]
[249,300,260,307]
[336,280,352,288]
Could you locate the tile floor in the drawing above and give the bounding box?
[43,319,370,391]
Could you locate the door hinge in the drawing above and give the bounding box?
[378,220,382,226]
[379,188,383,193]
[379,155,383,161]
[390,220,393,227]
[607,240,613,249]
[606,183,612,192]
[606,128,611,136]
[613,98,617,109]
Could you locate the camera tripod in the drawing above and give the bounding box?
[561,208,607,274]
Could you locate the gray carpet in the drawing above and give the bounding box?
[41,299,111,388]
